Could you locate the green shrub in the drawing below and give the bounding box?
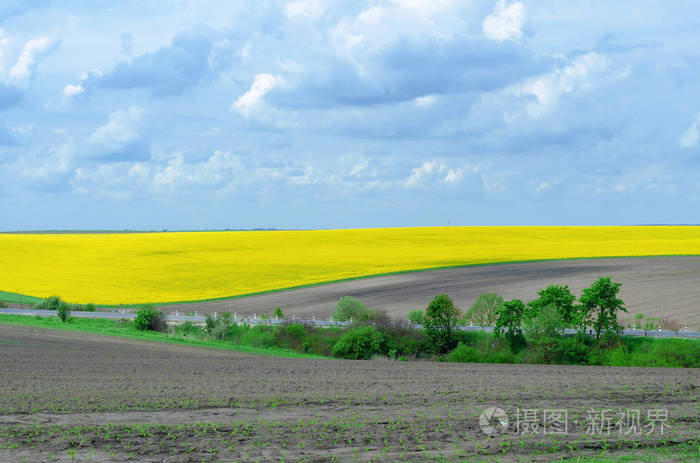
[175,321,202,338]
[273,307,284,319]
[85,302,96,312]
[0,301,8,308]
[239,325,277,348]
[332,326,386,359]
[34,295,63,311]
[56,301,71,322]
[134,304,166,332]
[448,344,480,363]
[407,309,424,325]
[332,296,370,322]
[205,314,218,334]
[553,336,590,364]
[285,323,307,340]
[649,339,700,368]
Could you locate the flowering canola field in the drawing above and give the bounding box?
[2,226,700,304]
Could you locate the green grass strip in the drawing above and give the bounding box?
[0,314,329,359]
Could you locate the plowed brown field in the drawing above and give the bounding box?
[1,325,698,462]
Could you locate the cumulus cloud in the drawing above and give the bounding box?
[9,37,59,82]
[86,106,150,161]
[233,73,282,116]
[512,53,613,119]
[482,0,525,42]
[62,83,83,97]
[66,29,238,99]
[680,114,700,148]
[403,160,470,188]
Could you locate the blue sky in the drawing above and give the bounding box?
[0,1,699,230]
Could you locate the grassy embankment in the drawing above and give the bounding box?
[1,314,698,368]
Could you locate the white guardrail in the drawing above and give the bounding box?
[1,308,699,338]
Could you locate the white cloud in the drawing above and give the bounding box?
[513,53,611,119]
[482,0,525,42]
[680,114,700,148]
[9,37,58,82]
[87,106,147,159]
[233,73,282,116]
[444,168,463,183]
[62,83,83,97]
[404,160,446,188]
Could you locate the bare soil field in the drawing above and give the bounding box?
[1,324,698,462]
[159,257,700,329]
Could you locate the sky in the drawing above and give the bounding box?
[0,0,699,230]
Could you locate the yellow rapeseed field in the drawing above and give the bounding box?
[2,226,700,304]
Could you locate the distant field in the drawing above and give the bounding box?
[1,226,700,304]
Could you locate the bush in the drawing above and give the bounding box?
[553,336,590,364]
[134,304,166,332]
[205,314,218,334]
[34,296,63,311]
[285,323,307,340]
[332,326,386,359]
[0,301,8,308]
[273,307,284,319]
[448,344,480,363]
[239,325,277,348]
[57,301,71,322]
[408,309,424,325]
[332,296,370,322]
[85,302,96,312]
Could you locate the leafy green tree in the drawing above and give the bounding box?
[56,301,71,322]
[523,304,565,363]
[527,284,579,327]
[273,307,284,319]
[579,277,628,341]
[407,309,424,325]
[464,293,503,326]
[332,296,370,321]
[494,299,527,351]
[423,294,461,353]
[205,314,218,334]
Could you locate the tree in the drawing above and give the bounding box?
[56,301,71,322]
[494,299,527,351]
[527,284,579,327]
[423,294,461,353]
[579,277,627,341]
[332,296,370,321]
[464,293,504,326]
[523,303,565,363]
[273,307,284,319]
[407,309,424,325]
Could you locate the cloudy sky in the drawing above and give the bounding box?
[0,1,699,230]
